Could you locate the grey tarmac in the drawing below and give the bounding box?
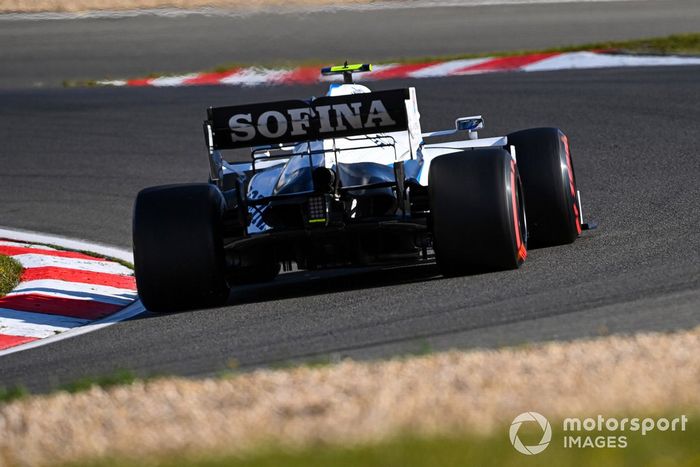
[0,65,698,391]
[1,0,699,88]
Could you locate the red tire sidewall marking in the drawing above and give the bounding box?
[560,134,582,235]
[511,161,527,262]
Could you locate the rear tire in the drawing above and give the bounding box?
[133,183,229,312]
[429,149,527,276]
[507,128,581,247]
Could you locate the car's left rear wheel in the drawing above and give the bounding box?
[429,148,527,276]
[133,183,229,312]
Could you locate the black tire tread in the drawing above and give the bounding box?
[429,149,526,276]
[507,127,580,247]
[133,183,229,312]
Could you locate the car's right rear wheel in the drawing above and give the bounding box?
[429,148,527,276]
[507,127,581,247]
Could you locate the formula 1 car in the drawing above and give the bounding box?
[133,63,593,312]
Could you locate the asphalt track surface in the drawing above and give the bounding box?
[1,66,699,391]
[2,0,700,88]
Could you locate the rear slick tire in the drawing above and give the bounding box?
[429,149,527,276]
[507,127,582,247]
[133,183,229,312]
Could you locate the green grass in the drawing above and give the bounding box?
[268,355,337,370]
[59,369,138,393]
[0,370,148,405]
[0,385,29,403]
[612,32,700,55]
[65,412,699,467]
[0,254,22,297]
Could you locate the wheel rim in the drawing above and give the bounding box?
[510,160,528,263]
[560,134,582,235]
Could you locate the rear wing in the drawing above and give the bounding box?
[205,88,413,150]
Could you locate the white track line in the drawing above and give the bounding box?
[148,73,199,87]
[409,58,493,78]
[220,68,280,86]
[0,227,133,263]
[0,226,144,357]
[13,253,133,275]
[10,279,137,301]
[522,51,700,71]
[0,308,89,338]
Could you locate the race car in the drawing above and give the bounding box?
[133,63,593,312]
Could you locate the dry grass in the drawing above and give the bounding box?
[0,0,372,13]
[1,325,698,466]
